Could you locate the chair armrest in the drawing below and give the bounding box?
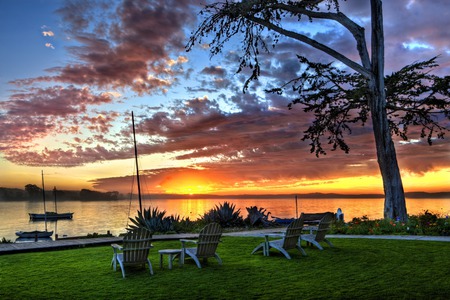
[180,239,197,249]
[111,244,123,251]
[180,239,198,244]
[264,233,284,238]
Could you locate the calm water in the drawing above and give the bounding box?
[1,197,448,241]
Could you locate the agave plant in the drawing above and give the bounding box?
[128,207,173,233]
[245,206,275,227]
[128,207,196,233]
[200,201,244,227]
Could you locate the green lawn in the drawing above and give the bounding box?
[0,237,449,299]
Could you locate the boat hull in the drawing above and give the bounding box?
[29,212,74,220]
[15,230,53,238]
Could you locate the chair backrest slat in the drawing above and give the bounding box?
[314,212,334,242]
[283,214,305,250]
[196,223,222,258]
[122,228,153,264]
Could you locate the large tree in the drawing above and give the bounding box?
[25,184,42,200]
[187,0,450,221]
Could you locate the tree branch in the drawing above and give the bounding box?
[245,14,372,78]
[268,3,372,70]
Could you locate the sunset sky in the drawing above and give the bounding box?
[0,0,449,196]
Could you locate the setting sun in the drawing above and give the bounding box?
[159,172,217,195]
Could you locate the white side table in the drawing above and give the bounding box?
[158,249,182,269]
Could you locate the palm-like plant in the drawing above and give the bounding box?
[201,201,244,227]
[128,207,173,233]
[128,207,196,233]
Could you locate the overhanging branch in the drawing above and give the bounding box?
[268,3,372,70]
[245,15,372,78]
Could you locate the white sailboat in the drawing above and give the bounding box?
[16,171,54,239]
[29,186,73,220]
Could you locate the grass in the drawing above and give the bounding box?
[0,237,449,299]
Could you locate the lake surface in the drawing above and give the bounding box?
[1,197,449,242]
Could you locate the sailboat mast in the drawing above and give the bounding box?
[132,111,143,213]
[41,170,48,231]
[53,186,58,213]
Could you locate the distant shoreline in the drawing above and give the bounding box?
[1,188,449,201]
[135,191,450,200]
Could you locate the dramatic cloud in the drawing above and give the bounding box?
[0,86,119,165]
[0,0,448,193]
[11,0,197,94]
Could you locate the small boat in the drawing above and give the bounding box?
[29,186,73,221]
[18,171,54,239]
[29,212,73,220]
[15,230,53,238]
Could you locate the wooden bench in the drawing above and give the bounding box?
[302,212,334,225]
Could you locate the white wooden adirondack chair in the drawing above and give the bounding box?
[252,214,307,259]
[180,223,223,268]
[300,212,334,250]
[111,227,153,278]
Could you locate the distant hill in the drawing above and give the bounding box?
[1,186,448,201]
[0,187,120,201]
[143,191,450,199]
[404,191,450,199]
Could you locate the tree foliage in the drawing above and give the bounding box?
[188,0,370,91]
[266,56,450,156]
[25,184,42,199]
[385,58,450,145]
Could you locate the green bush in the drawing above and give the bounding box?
[331,210,449,236]
[171,216,197,233]
[407,210,450,236]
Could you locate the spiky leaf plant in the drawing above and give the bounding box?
[201,201,244,227]
[128,207,172,233]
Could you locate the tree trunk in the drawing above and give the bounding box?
[370,0,407,221]
[368,90,408,221]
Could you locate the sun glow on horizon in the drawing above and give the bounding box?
[155,168,450,196]
[401,168,450,193]
[159,172,217,195]
[2,154,448,196]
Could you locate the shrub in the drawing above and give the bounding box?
[1,237,12,243]
[331,211,449,236]
[171,216,197,233]
[408,210,450,236]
